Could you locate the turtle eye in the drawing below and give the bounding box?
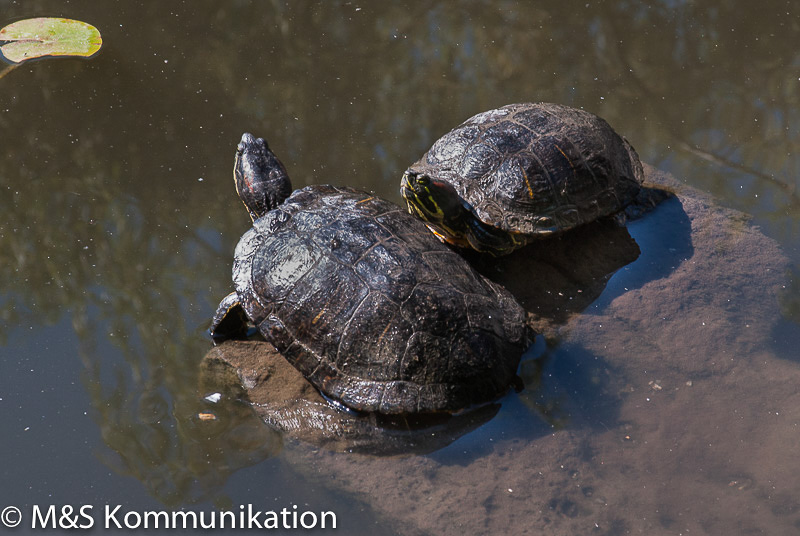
[417,175,430,186]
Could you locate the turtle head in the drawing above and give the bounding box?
[401,169,471,240]
[401,169,521,255]
[234,133,293,221]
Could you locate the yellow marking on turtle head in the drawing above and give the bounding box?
[427,223,469,247]
[419,186,446,220]
[406,185,445,221]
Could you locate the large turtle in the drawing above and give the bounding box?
[401,102,645,255]
[211,133,528,414]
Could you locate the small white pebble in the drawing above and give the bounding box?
[204,393,222,403]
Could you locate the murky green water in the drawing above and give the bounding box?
[1,2,798,534]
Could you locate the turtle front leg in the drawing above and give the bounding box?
[210,292,249,340]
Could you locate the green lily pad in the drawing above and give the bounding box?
[0,18,102,64]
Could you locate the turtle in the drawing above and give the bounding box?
[210,133,529,415]
[400,102,645,256]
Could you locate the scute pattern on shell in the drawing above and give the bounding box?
[412,102,645,236]
[232,185,527,414]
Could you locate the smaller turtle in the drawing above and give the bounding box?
[401,102,645,255]
[211,133,528,414]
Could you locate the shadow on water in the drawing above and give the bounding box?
[769,317,800,364]
[424,186,694,466]
[424,332,627,467]
[469,219,641,325]
[773,266,800,363]
[519,340,624,433]
[467,187,693,329]
[591,195,694,310]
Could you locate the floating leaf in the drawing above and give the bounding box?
[0,18,102,64]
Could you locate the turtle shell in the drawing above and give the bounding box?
[231,185,527,414]
[408,102,645,236]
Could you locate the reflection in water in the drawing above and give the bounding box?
[202,340,500,457]
[87,341,281,508]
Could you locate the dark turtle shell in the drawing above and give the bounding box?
[408,102,645,236]
[230,185,527,414]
